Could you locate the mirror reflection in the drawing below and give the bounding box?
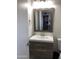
[33,8,55,32]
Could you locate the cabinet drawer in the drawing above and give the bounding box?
[29,41,53,51]
[30,50,53,58]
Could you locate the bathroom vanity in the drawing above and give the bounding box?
[29,34,54,59]
[29,9,55,59]
[28,1,55,59]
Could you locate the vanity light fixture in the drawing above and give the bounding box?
[20,1,56,9]
[32,1,56,9]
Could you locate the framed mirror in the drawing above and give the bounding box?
[33,8,55,32]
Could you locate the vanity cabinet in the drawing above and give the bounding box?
[29,41,53,59]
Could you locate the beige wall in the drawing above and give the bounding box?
[53,5,61,38]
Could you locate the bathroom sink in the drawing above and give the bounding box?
[30,35,54,43]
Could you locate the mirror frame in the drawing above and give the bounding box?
[33,8,55,32]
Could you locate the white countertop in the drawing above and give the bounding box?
[30,35,54,43]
